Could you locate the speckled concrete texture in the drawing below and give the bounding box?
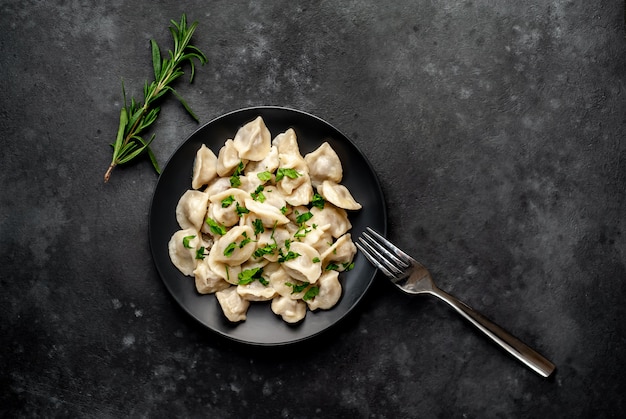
[1,1,625,418]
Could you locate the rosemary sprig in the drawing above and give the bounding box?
[104,14,207,183]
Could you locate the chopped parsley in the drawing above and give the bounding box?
[296,211,313,224]
[253,243,277,258]
[224,242,237,257]
[302,286,319,301]
[252,219,264,234]
[230,161,244,187]
[182,235,196,249]
[221,195,235,208]
[325,262,340,271]
[235,202,249,216]
[311,193,325,209]
[275,167,301,182]
[312,257,320,263]
[257,171,272,183]
[205,218,226,235]
[278,250,300,263]
[238,267,268,286]
[285,281,309,294]
[195,246,208,260]
[251,185,266,202]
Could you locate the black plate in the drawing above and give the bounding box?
[149,106,387,345]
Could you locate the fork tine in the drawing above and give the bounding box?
[364,227,417,265]
[355,240,397,278]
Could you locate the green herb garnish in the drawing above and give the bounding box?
[238,267,267,286]
[257,171,272,183]
[251,185,266,202]
[252,219,264,235]
[311,193,325,209]
[224,242,237,257]
[221,195,235,208]
[278,250,300,263]
[205,218,226,235]
[275,168,301,182]
[296,211,313,224]
[182,235,196,248]
[104,14,207,182]
[230,161,244,187]
[302,286,320,301]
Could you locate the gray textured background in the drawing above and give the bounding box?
[1,1,625,417]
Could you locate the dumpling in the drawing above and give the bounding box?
[245,145,279,175]
[256,227,292,262]
[304,142,343,186]
[237,279,276,301]
[208,188,250,227]
[306,270,342,311]
[216,139,242,177]
[204,176,232,197]
[317,180,362,210]
[320,233,357,271]
[279,175,313,207]
[271,295,307,323]
[310,204,351,238]
[274,129,307,172]
[168,228,201,276]
[208,225,256,266]
[281,242,322,284]
[232,116,271,161]
[215,287,250,322]
[244,198,290,227]
[192,144,218,189]
[175,190,209,231]
[193,261,231,294]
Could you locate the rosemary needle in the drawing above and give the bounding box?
[104,14,207,183]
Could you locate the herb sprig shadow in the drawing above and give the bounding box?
[104,14,207,183]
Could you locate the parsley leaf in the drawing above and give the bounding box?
[257,171,272,183]
[224,242,237,257]
[285,281,309,294]
[275,167,300,182]
[253,219,264,234]
[278,250,300,263]
[182,235,196,248]
[302,286,319,301]
[296,211,313,224]
[325,262,340,271]
[235,202,249,216]
[253,243,277,258]
[230,161,244,187]
[311,193,325,209]
[195,246,208,260]
[251,185,266,202]
[238,267,265,285]
[221,195,235,208]
[205,218,226,235]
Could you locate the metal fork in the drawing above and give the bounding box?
[356,227,556,378]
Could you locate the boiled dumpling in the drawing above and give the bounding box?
[193,261,231,294]
[304,142,343,186]
[317,180,362,210]
[192,144,218,189]
[215,287,250,322]
[271,295,307,323]
[175,190,209,231]
[208,225,256,266]
[245,145,279,175]
[307,270,342,311]
[168,228,201,276]
[232,116,271,161]
[310,204,351,238]
[216,139,242,177]
[282,241,322,284]
[320,233,357,271]
[244,198,290,227]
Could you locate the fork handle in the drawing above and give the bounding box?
[431,288,556,378]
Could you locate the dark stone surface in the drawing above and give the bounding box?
[1,1,625,417]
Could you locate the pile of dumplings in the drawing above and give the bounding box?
[168,116,362,323]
